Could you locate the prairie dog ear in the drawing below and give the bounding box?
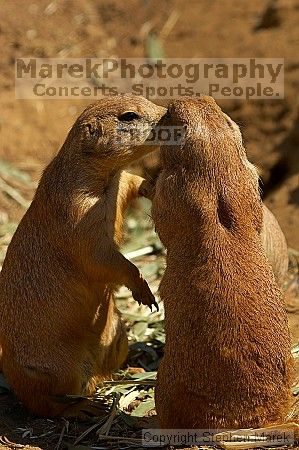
[81,118,103,154]
[85,118,103,142]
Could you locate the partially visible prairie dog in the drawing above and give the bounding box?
[261,206,288,287]
[153,96,294,429]
[0,95,166,418]
[223,111,289,286]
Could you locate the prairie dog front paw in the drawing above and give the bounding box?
[139,179,156,200]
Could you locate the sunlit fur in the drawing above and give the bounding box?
[0,95,166,418]
[153,96,294,429]
[223,111,289,287]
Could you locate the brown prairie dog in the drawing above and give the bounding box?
[222,111,289,287]
[0,94,166,418]
[153,96,294,429]
[261,205,288,287]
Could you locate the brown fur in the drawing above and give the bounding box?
[0,94,166,418]
[261,205,289,287]
[222,111,289,287]
[153,96,294,429]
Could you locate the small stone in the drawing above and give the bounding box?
[0,211,8,224]
[44,1,57,16]
[26,29,37,40]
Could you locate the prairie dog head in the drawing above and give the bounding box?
[156,96,262,234]
[162,96,259,187]
[67,94,166,169]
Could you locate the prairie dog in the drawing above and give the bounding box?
[153,96,293,429]
[222,111,289,287]
[0,95,166,417]
[260,205,288,287]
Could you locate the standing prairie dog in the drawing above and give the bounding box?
[0,95,166,418]
[153,96,294,429]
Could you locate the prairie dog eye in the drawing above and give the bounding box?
[119,111,141,122]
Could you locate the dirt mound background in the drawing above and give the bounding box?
[0,2,299,449]
[0,0,299,247]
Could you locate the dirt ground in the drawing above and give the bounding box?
[0,0,299,449]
